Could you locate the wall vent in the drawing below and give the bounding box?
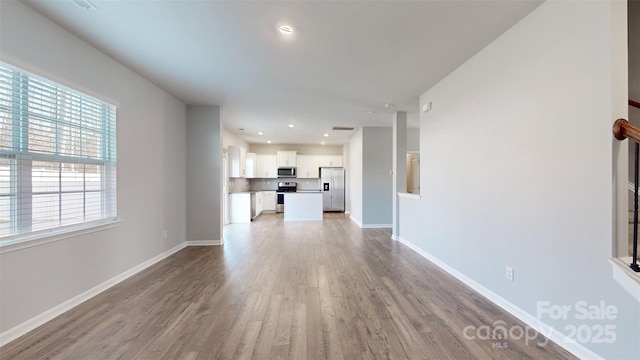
[331,126,355,131]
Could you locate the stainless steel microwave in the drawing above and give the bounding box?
[277,167,296,178]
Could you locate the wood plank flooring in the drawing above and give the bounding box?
[1,213,575,359]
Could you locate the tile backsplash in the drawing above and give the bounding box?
[249,179,278,191]
[236,178,322,191]
[228,178,249,193]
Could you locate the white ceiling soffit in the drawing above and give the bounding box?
[22,0,542,145]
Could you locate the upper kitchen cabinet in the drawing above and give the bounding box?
[245,152,256,178]
[318,155,342,167]
[277,151,297,167]
[297,155,320,178]
[229,146,247,177]
[256,154,277,178]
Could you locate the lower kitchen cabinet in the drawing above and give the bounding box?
[261,191,276,212]
[229,193,251,223]
[229,191,276,223]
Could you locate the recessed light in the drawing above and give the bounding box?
[267,140,272,144]
[368,110,376,114]
[288,124,295,128]
[258,131,264,135]
[323,133,329,137]
[279,25,294,35]
[320,141,326,145]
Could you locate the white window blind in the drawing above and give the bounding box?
[0,61,117,241]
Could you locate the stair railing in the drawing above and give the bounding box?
[613,99,640,272]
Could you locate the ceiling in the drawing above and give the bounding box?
[23,0,542,145]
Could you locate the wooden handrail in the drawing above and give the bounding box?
[615,100,640,141]
[613,118,640,141]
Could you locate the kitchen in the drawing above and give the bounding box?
[226,145,346,223]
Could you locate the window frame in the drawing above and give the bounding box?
[0,61,118,247]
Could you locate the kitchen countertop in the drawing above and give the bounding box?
[296,190,322,193]
[229,190,277,194]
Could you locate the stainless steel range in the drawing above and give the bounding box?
[276,181,297,213]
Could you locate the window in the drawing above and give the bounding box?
[0,61,116,242]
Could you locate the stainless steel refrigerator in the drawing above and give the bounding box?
[320,168,345,212]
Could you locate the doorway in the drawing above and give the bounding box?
[406,152,420,194]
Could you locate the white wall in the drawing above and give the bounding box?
[362,128,393,226]
[187,106,223,242]
[222,129,248,150]
[407,128,419,152]
[630,0,639,103]
[342,142,350,213]
[399,1,637,359]
[348,127,393,227]
[0,1,187,335]
[628,0,640,208]
[248,143,343,155]
[349,129,363,225]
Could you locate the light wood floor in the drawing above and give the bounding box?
[1,213,575,360]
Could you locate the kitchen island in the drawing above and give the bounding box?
[284,192,323,221]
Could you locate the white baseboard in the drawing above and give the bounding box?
[348,216,391,229]
[344,211,351,215]
[391,234,398,241]
[396,236,603,360]
[362,224,392,229]
[186,239,224,246]
[0,242,187,347]
[350,215,363,228]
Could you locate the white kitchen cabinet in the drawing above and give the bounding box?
[229,193,251,223]
[256,154,277,178]
[284,193,323,221]
[277,151,297,167]
[296,155,320,178]
[245,152,256,178]
[229,146,247,177]
[318,155,342,167]
[261,191,276,211]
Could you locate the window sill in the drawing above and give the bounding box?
[398,192,421,200]
[609,257,640,303]
[0,219,122,254]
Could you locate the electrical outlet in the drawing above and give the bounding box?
[412,226,416,233]
[163,230,168,239]
[505,266,514,281]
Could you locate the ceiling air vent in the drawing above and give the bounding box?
[71,0,97,10]
[331,126,355,131]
